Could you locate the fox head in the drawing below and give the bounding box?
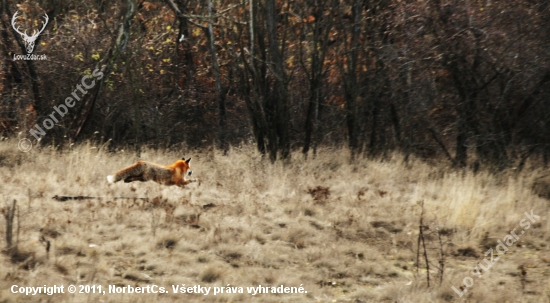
[178,157,192,178]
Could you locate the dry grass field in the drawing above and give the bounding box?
[0,139,549,302]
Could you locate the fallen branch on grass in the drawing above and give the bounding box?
[52,195,150,202]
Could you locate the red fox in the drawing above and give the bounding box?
[107,158,196,187]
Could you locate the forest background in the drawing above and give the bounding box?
[0,0,549,168]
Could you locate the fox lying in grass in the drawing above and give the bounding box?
[107,158,196,187]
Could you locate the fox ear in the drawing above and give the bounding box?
[186,157,191,163]
[182,157,185,161]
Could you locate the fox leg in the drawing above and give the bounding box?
[176,179,198,187]
[122,164,147,182]
[124,175,146,183]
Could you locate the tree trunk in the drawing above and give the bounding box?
[303,84,319,156]
[206,0,228,153]
[343,0,363,158]
[73,0,137,142]
[265,0,290,161]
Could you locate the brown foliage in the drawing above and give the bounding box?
[308,186,330,204]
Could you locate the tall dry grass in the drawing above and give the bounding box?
[0,139,548,302]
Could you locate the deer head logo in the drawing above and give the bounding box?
[11,11,48,54]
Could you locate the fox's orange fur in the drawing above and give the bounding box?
[107,158,195,187]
